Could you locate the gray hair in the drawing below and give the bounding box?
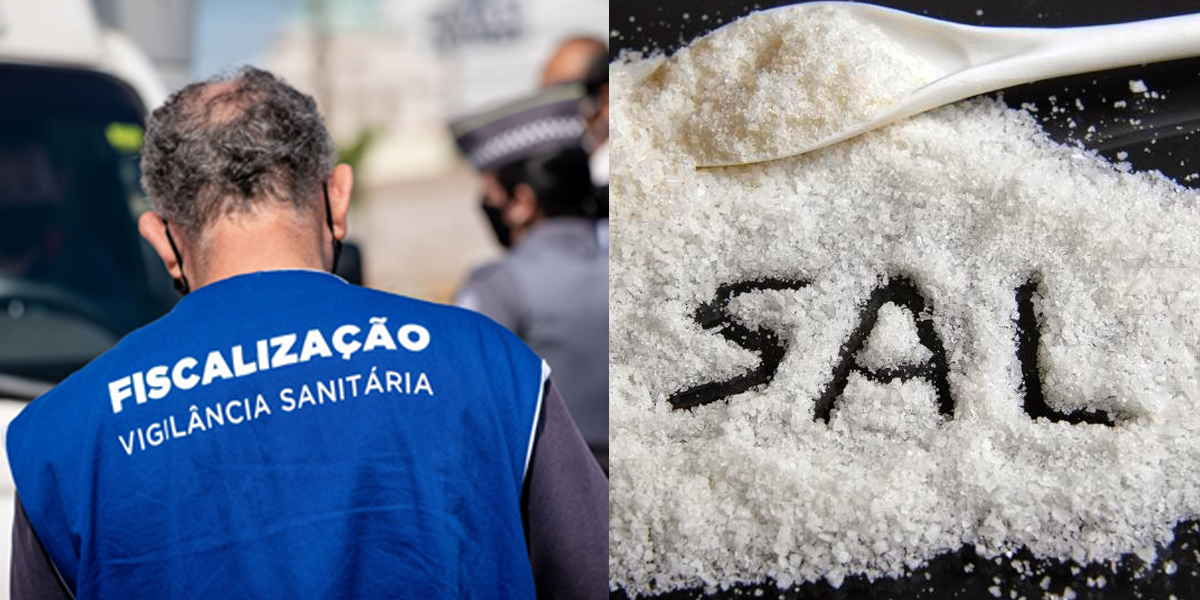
[140,67,335,239]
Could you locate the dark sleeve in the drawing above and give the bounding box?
[11,495,73,600]
[522,381,608,600]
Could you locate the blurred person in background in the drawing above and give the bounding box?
[540,37,609,239]
[539,38,608,191]
[8,67,606,600]
[539,36,606,88]
[581,52,609,238]
[582,53,608,193]
[451,85,609,475]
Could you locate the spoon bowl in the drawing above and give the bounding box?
[699,2,1200,167]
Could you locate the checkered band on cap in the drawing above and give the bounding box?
[450,84,586,171]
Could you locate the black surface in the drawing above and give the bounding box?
[610,1,1200,598]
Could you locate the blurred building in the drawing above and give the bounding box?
[398,0,607,113]
[79,0,609,184]
[92,0,195,92]
[262,0,608,186]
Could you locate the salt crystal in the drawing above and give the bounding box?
[856,303,931,370]
[1129,79,1148,93]
[610,4,1200,596]
[652,4,939,165]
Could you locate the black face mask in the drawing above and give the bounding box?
[324,183,343,273]
[162,218,190,296]
[0,204,59,257]
[481,196,512,249]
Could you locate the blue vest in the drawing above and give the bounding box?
[7,270,547,599]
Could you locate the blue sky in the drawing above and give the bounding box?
[193,0,300,79]
[193,0,382,79]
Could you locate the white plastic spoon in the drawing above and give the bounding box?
[699,3,1200,168]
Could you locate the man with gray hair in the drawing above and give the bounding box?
[6,67,606,599]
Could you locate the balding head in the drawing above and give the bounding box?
[541,36,607,88]
[140,67,335,239]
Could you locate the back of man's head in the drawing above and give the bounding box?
[140,67,334,240]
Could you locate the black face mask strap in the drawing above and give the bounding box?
[162,218,190,296]
[324,182,343,274]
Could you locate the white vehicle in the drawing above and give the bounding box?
[0,1,176,594]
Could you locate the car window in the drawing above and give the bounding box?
[0,64,176,391]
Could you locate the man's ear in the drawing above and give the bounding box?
[138,211,183,280]
[327,163,354,241]
[509,183,540,226]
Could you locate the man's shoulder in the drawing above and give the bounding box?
[349,279,513,334]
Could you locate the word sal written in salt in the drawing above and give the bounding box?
[671,273,1117,426]
[107,316,430,414]
[609,3,1199,593]
[117,367,434,456]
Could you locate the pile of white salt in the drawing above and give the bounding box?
[655,4,939,166]
[609,4,1200,597]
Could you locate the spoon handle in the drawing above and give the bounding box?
[983,12,1200,89]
